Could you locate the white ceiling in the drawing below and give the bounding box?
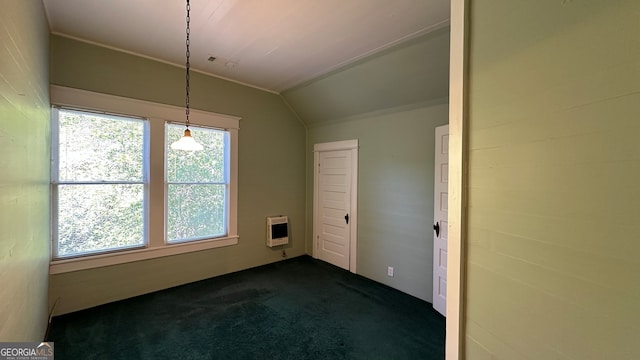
[43,0,450,93]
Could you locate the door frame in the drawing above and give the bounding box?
[448,0,468,359]
[312,139,359,273]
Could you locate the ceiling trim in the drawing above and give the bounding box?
[305,96,449,129]
[50,32,281,95]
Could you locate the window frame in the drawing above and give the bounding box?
[165,123,231,243]
[49,85,240,274]
[51,107,150,259]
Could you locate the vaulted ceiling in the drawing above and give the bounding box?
[43,0,450,94]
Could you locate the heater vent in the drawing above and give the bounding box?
[266,216,289,247]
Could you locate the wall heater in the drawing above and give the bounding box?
[266,215,289,247]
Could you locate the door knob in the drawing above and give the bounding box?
[345,213,349,224]
[433,222,440,237]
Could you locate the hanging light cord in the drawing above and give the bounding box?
[170,0,203,151]
[185,0,191,128]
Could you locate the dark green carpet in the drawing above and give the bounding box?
[49,256,445,359]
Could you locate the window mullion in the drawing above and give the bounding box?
[147,117,166,250]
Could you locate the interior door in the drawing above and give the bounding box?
[433,124,449,316]
[316,149,352,270]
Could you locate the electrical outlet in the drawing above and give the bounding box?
[387,266,394,277]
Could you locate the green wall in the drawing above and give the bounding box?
[48,35,307,315]
[466,1,640,358]
[282,28,450,126]
[0,0,51,340]
[308,104,448,302]
[285,28,450,303]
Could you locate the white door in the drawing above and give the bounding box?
[433,125,449,316]
[313,140,358,272]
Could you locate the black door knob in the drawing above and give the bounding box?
[433,222,440,237]
[345,213,349,224]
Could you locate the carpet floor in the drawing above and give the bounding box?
[48,255,445,359]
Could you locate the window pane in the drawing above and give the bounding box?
[167,184,225,242]
[58,110,144,182]
[167,124,226,183]
[57,184,144,257]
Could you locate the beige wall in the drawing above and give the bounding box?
[48,35,307,315]
[465,1,640,358]
[0,0,51,340]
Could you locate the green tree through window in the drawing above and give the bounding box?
[166,124,229,242]
[52,109,147,257]
[49,88,240,270]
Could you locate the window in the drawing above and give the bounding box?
[51,109,148,258]
[50,86,239,273]
[166,124,229,242]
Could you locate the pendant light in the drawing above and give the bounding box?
[171,0,204,151]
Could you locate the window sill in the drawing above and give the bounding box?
[49,236,239,274]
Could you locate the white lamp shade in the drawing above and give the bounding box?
[171,128,204,151]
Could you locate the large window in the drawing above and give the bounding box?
[50,86,239,273]
[51,109,148,258]
[166,124,229,242]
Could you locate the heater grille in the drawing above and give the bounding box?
[266,216,289,247]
